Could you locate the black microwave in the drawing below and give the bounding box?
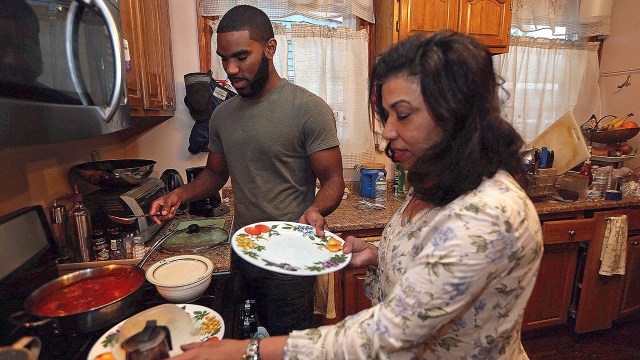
[0,0,130,147]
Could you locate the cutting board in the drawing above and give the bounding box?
[527,111,590,175]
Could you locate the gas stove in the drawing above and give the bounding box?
[0,206,246,360]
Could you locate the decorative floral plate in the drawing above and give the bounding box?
[231,221,351,276]
[86,304,224,360]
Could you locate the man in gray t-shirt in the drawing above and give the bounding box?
[150,5,344,336]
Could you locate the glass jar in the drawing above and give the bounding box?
[132,234,145,259]
[92,230,110,261]
[107,227,124,260]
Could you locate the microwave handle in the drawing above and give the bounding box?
[65,0,124,123]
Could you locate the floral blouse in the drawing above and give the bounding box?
[284,170,543,359]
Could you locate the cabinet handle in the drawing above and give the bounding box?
[163,101,174,108]
[632,241,639,246]
[568,230,576,238]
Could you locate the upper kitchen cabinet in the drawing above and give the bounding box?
[121,0,175,118]
[375,0,512,55]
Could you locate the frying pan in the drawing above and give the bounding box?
[70,159,156,188]
[9,231,170,334]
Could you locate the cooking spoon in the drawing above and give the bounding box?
[108,212,164,224]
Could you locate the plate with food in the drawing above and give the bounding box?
[87,304,224,360]
[231,221,351,276]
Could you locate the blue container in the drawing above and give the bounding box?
[360,167,386,198]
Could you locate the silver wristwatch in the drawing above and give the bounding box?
[243,338,260,360]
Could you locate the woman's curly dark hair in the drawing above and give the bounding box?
[369,31,524,207]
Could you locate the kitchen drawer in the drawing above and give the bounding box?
[542,219,597,245]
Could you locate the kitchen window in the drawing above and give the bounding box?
[196,1,376,168]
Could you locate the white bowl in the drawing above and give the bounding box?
[146,255,214,303]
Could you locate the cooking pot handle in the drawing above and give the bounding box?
[8,311,54,329]
[136,230,174,268]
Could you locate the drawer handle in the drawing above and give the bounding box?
[632,241,639,246]
[568,230,576,238]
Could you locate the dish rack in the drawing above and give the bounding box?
[526,168,557,198]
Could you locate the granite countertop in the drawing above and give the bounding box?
[58,184,640,277]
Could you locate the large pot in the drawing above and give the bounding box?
[70,159,156,189]
[9,232,169,335]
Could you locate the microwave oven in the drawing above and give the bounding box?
[0,0,130,147]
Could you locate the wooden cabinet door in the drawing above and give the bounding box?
[121,0,175,114]
[120,0,144,108]
[344,267,372,316]
[398,0,458,39]
[158,0,175,111]
[138,0,164,110]
[522,219,595,330]
[617,234,640,318]
[457,0,512,52]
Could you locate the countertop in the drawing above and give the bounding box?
[57,187,640,277]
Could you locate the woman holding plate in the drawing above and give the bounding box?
[172,31,543,360]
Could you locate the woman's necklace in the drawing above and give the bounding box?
[402,197,434,226]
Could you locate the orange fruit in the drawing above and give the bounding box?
[326,244,343,252]
[620,121,638,129]
[619,144,633,155]
[255,224,271,233]
[245,227,261,236]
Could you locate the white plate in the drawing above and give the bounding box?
[86,304,224,360]
[231,221,351,276]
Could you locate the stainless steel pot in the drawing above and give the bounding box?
[9,231,170,335]
[70,159,156,188]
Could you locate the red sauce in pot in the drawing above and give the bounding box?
[31,268,144,317]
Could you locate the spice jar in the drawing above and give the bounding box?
[92,230,110,261]
[107,227,125,260]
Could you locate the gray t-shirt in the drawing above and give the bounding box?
[209,80,340,230]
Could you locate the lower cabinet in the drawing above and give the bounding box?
[618,234,640,318]
[522,218,596,330]
[343,267,372,317]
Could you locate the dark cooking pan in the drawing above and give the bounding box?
[70,159,156,188]
[9,231,169,334]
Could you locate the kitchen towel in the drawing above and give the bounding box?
[313,273,336,319]
[599,215,628,276]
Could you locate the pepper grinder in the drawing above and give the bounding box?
[50,200,71,259]
[68,187,94,262]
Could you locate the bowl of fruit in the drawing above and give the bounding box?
[581,113,639,144]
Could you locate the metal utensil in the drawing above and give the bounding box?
[108,212,162,224]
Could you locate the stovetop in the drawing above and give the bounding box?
[1,273,240,360]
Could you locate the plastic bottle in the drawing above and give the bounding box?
[69,189,93,262]
[132,233,145,259]
[123,231,135,259]
[375,171,387,206]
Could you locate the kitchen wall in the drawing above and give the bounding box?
[598,0,640,170]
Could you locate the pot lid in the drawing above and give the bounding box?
[160,224,229,253]
[146,255,213,287]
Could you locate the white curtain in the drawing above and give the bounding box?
[495,36,601,143]
[290,24,373,168]
[512,0,611,37]
[200,0,375,23]
[210,21,289,81]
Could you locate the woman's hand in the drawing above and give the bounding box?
[170,339,247,359]
[343,236,378,268]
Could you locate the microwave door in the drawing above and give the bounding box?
[65,0,123,123]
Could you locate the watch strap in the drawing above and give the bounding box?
[243,338,260,360]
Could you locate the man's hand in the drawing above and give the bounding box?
[343,236,378,268]
[149,191,183,225]
[298,206,327,237]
